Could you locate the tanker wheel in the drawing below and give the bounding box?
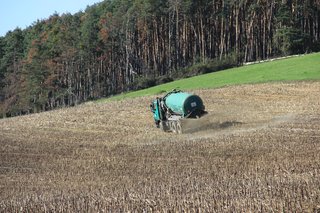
[176,121,182,134]
[171,121,177,133]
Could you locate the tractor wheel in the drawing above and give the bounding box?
[159,121,164,131]
[159,121,168,132]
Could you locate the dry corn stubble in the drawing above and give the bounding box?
[0,81,320,212]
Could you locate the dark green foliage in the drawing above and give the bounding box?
[0,37,5,89]
[132,76,157,90]
[131,75,173,90]
[274,27,310,55]
[0,0,320,117]
[273,2,316,55]
[174,53,238,78]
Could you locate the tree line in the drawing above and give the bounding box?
[0,0,320,117]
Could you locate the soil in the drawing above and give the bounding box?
[0,81,319,211]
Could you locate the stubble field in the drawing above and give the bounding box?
[0,81,320,212]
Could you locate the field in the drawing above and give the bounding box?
[1,81,320,212]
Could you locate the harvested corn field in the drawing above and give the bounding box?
[0,81,320,212]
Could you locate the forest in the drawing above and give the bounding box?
[0,0,320,117]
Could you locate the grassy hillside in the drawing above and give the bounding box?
[103,53,320,101]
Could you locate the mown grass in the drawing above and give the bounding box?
[101,53,320,101]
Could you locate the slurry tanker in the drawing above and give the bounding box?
[150,89,207,133]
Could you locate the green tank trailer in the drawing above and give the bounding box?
[150,89,207,133]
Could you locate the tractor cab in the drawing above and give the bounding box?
[150,99,161,127]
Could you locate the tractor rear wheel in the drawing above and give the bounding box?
[160,121,169,132]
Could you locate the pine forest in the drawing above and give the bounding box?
[0,0,320,117]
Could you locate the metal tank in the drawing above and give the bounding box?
[164,92,205,118]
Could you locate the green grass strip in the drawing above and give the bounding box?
[98,53,320,102]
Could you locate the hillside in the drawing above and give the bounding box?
[0,80,320,211]
[104,53,320,101]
